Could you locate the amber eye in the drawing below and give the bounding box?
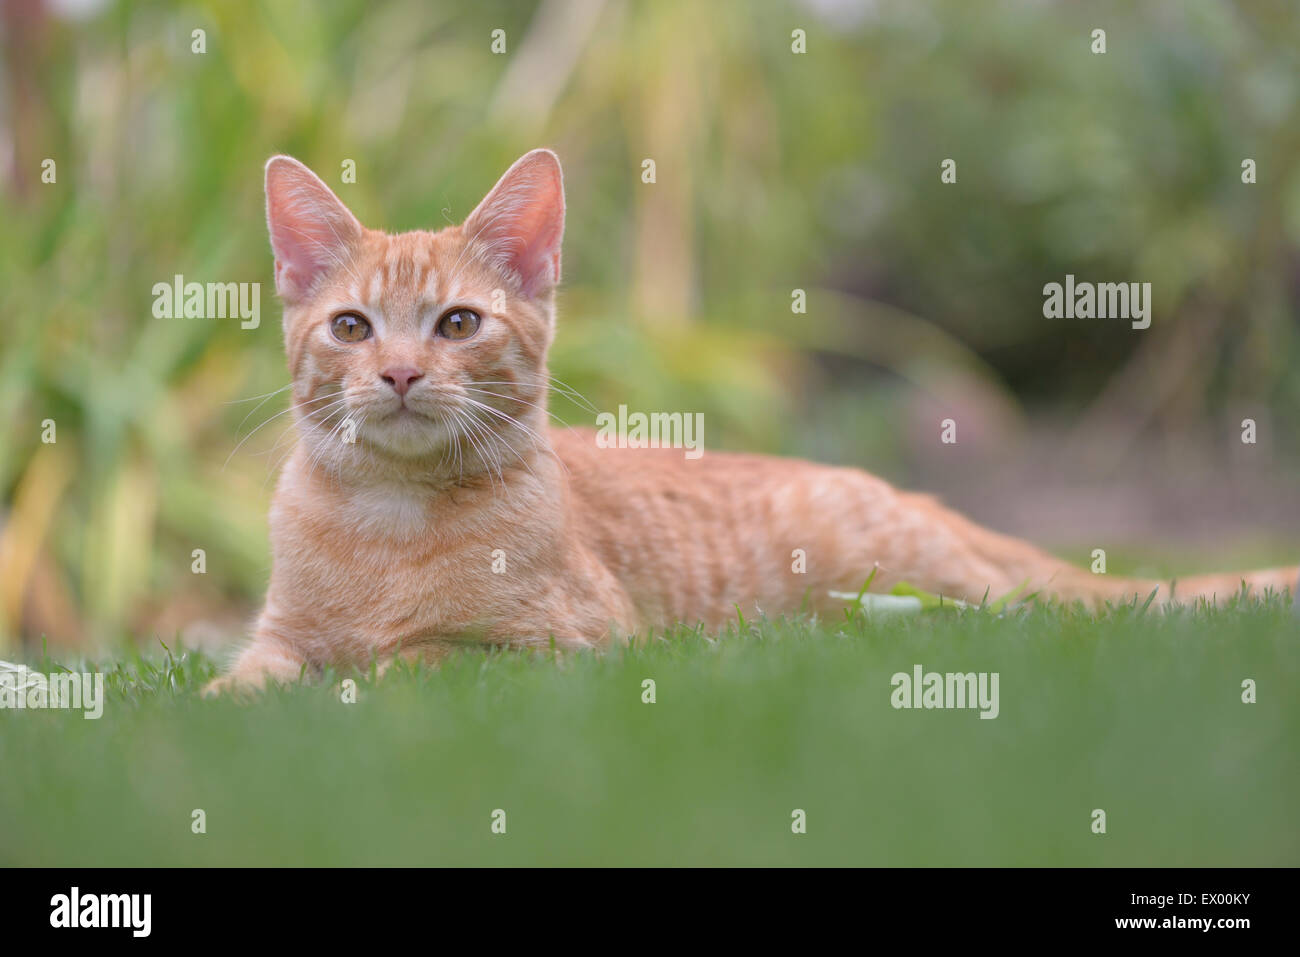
[436,308,481,341]
[330,312,372,343]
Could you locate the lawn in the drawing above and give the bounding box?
[1,597,1296,867]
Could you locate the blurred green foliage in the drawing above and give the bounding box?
[2,0,1298,649]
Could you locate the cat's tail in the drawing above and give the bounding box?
[1161,567,1300,605]
[888,489,1298,609]
[1045,565,1300,607]
[1008,550,1297,610]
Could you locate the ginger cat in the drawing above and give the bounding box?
[206,149,1298,692]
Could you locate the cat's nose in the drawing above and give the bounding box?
[381,367,424,397]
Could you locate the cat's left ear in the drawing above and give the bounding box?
[463,149,565,298]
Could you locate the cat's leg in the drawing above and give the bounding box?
[851,483,1296,607]
[369,633,597,677]
[373,641,461,676]
[818,473,1141,607]
[202,636,308,696]
[476,573,635,653]
[887,489,1123,604]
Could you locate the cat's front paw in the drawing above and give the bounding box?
[201,672,263,698]
[203,639,309,698]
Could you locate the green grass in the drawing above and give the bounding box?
[1,597,1297,866]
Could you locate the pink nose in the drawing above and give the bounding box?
[381,367,423,397]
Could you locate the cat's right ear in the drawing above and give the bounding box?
[264,156,363,303]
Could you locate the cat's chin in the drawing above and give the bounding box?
[360,410,456,459]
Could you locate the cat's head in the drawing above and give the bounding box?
[264,150,564,476]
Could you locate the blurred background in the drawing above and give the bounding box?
[1,0,1298,654]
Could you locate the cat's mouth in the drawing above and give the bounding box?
[389,402,453,429]
[375,402,442,433]
[321,388,492,459]
[352,407,455,459]
[377,390,475,429]
[357,395,462,444]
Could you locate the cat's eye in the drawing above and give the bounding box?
[331,312,372,343]
[436,308,481,341]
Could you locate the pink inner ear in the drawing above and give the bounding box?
[265,158,361,301]
[465,152,565,298]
